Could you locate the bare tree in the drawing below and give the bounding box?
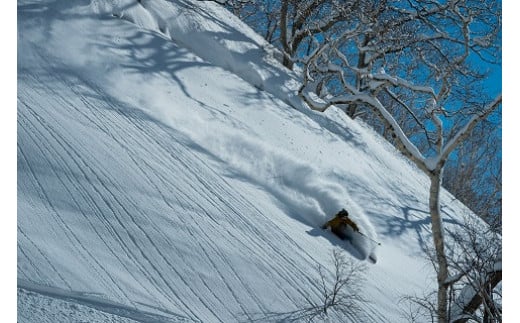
[223,0,362,69]
[442,120,502,230]
[311,249,367,320]
[400,291,438,323]
[250,249,367,322]
[279,0,364,69]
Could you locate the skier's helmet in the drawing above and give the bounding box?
[338,209,349,217]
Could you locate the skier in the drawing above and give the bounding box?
[321,209,359,240]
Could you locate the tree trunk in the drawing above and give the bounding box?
[347,36,370,118]
[279,0,293,69]
[429,171,450,323]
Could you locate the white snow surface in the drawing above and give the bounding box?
[18,0,474,321]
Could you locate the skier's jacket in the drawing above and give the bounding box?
[321,210,360,237]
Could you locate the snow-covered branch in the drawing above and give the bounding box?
[368,73,436,97]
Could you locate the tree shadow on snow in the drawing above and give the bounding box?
[367,204,465,255]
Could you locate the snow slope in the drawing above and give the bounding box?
[18,0,474,321]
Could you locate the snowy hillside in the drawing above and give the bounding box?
[18,0,476,322]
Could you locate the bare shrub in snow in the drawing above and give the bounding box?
[399,291,438,323]
[250,248,367,322]
[306,248,367,321]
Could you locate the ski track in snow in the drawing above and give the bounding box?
[18,282,194,323]
[18,66,350,322]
